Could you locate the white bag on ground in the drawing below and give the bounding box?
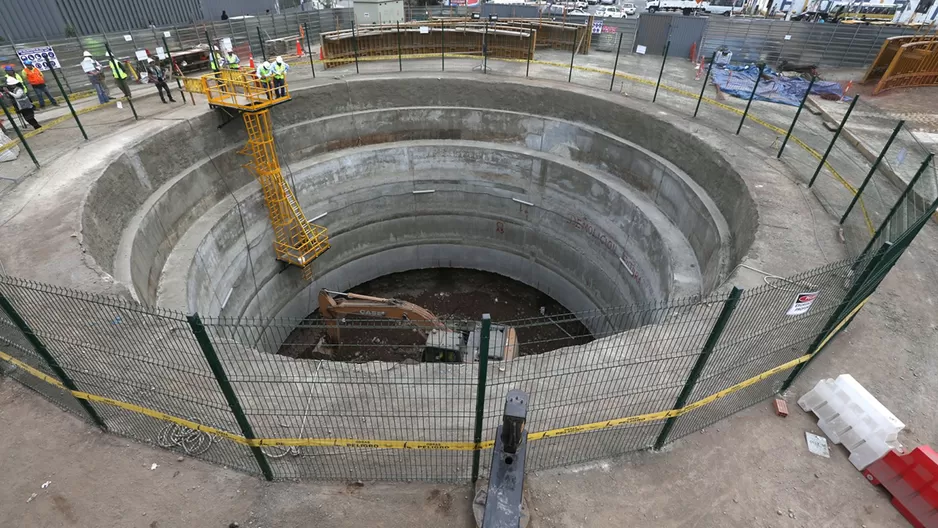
[0,129,20,163]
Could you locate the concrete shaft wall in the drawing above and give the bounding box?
[81,76,757,348]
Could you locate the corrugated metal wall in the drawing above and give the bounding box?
[0,0,68,42]
[700,18,910,68]
[200,0,280,21]
[0,0,203,42]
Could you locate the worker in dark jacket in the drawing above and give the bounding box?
[146,58,176,104]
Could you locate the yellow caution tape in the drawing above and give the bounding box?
[0,296,869,451]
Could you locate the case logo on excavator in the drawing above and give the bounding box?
[358,310,386,317]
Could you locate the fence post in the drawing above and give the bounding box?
[857,153,934,260]
[654,287,742,450]
[397,23,403,72]
[187,313,274,481]
[0,291,106,428]
[162,35,187,103]
[781,245,890,391]
[441,24,445,72]
[257,27,267,62]
[568,31,577,83]
[808,95,859,187]
[103,41,138,121]
[777,75,815,157]
[736,62,765,135]
[304,22,316,78]
[47,65,87,140]
[483,21,490,74]
[653,40,670,103]
[471,313,492,483]
[840,120,905,224]
[351,22,360,74]
[693,51,716,118]
[0,98,39,169]
[610,33,623,91]
[526,26,533,78]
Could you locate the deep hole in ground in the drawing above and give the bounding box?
[278,269,594,362]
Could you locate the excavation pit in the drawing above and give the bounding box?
[81,75,759,364]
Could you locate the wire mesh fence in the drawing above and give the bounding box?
[0,242,896,482]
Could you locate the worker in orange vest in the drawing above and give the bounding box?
[21,60,59,109]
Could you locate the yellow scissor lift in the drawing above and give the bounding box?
[199,70,329,280]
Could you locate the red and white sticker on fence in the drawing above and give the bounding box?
[787,291,819,316]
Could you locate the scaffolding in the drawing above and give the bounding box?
[200,69,330,280]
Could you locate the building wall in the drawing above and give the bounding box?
[0,0,68,43]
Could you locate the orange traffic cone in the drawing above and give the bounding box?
[319,48,324,60]
[296,40,303,57]
[249,55,255,69]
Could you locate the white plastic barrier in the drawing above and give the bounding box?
[798,374,905,470]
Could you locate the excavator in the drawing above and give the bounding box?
[318,289,518,363]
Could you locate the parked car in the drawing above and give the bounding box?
[587,0,601,5]
[595,5,626,17]
[600,0,616,5]
[575,0,589,9]
[566,8,591,15]
[621,2,637,14]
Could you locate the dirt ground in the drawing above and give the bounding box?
[278,269,592,362]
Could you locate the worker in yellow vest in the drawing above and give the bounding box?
[22,60,59,109]
[105,51,131,99]
[256,60,274,99]
[272,56,289,98]
[3,65,32,104]
[210,46,224,74]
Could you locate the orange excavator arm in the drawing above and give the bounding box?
[318,289,445,342]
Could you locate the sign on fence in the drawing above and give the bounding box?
[787,291,819,316]
[592,20,604,34]
[16,46,61,71]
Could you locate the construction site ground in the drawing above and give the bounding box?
[1,49,937,527]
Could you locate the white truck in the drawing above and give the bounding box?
[646,0,705,15]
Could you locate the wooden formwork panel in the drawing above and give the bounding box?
[319,18,586,69]
[874,38,938,94]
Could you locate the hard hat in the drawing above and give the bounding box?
[4,65,14,72]
[6,76,18,85]
[23,59,32,66]
[146,58,154,63]
[275,56,283,64]
[263,61,271,69]
[105,51,113,57]
[213,45,220,50]
[83,51,92,57]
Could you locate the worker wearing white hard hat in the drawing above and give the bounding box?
[4,76,41,129]
[256,60,275,99]
[145,57,176,104]
[272,56,289,98]
[80,50,110,104]
[103,48,131,99]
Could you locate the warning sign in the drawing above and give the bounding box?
[787,291,819,316]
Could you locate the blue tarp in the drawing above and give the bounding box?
[711,64,846,106]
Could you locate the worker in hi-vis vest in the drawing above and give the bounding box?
[226,50,240,70]
[272,56,289,98]
[105,51,131,99]
[22,60,58,108]
[256,60,274,99]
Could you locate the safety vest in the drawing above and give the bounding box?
[257,66,273,82]
[273,62,287,79]
[5,73,28,91]
[227,53,239,69]
[24,67,44,85]
[211,53,223,71]
[109,60,127,80]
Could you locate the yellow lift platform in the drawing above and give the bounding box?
[198,70,329,280]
